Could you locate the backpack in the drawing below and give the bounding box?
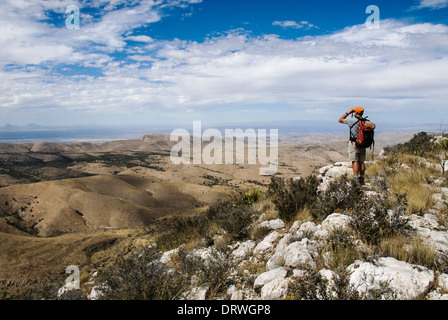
[350,117,375,149]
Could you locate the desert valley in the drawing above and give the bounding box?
[0,131,414,298]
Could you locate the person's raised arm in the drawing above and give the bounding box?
[339,109,353,124]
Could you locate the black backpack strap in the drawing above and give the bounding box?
[349,119,360,142]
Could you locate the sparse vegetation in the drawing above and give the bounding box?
[287,266,363,300]
[310,175,363,222]
[267,175,319,222]
[379,234,438,270]
[95,247,186,300]
[95,244,235,300]
[156,188,264,251]
[269,132,448,298]
[318,227,364,270]
[384,131,436,157]
[348,193,410,246]
[367,132,442,215]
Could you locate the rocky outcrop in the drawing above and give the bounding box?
[348,257,434,300]
[228,214,446,300]
[139,209,448,301]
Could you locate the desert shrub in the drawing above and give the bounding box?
[384,132,436,157]
[348,194,409,246]
[95,247,187,300]
[156,190,262,249]
[436,254,448,274]
[319,228,364,270]
[156,215,209,251]
[287,266,332,300]
[233,188,265,207]
[175,247,233,299]
[310,175,363,223]
[287,266,362,300]
[268,175,319,222]
[288,265,398,300]
[205,199,257,241]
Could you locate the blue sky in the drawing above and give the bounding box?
[1,0,448,130]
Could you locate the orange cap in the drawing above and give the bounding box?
[353,107,364,114]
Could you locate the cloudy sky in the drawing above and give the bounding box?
[1,0,448,129]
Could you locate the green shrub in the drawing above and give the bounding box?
[95,245,234,300]
[384,132,436,157]
[320,228,363,270]
[268,175,319,222]
[95,247,187,300]
[287,266,361,300]
[155,215,209,251]
[205,199,256,241]
[233,188,264,207]
[287,266,332,300]
[310,175,363,223]
[175,247,233,299]
[348,194,409,246]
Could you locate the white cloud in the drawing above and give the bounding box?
[0,1,447,125]
[125,35,154,43]
[412,0,448,10]
[273,20,318,29]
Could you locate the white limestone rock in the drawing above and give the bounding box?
[254,267,287,289]
[260,278,289,300]
[258,219,285,230]
[321,213,352,233]
[266,234,291,270]
[348,257,434,300]
[296,221,318,239]
[283,238,318,268]
[408,214,448,255]
[232,240,256,260]
[253,231,281,256]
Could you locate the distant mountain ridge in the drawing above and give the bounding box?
[0,120,443,143]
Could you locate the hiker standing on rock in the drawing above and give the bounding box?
[339,107,375,185]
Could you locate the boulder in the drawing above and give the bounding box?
[182,286,208,300]
[408,214,448,255]
[258,219,285,230]
[289,220,300,234]
[348,257,434,300]
[319,165,352,191]
[159,247,179,265]
[253,231,281,255]
[232,240,256,260]
[437,273,448,292]
[296,221,318,239]
[321,213,351,233]
[283,238,318,268]
[260,278,289,300]
[266,234,292,270]
[254,267,287,289]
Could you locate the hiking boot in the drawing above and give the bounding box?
[356,175,365,185]
[353,175,365,185]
